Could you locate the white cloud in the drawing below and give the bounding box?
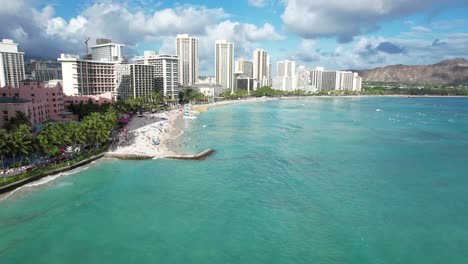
[281,0,457,42]
[327,33,468,69]
[0,1,282,74]
[289,40,321,65]
[248,0,267,7]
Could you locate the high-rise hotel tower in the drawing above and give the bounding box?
[0,39,25,88]
[176,34,198,85]
[215,40,234,92]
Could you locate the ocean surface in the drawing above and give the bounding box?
[1,97,468,263]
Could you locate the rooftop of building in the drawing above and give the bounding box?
[91,43,125,48]
[58,54,122,64]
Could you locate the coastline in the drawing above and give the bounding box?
[0,97,275,200]
[105,97,275,160]
[3,95,464,200]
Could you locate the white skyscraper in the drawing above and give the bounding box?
[176,34,198,85]
[0,39,25,88]
[215,40,234,92]
[134,52,179,99]
[310,67,362,92]
[253,48,270,88]
[274,60,296,91]
[91,39,125,62]
[235,58,254,78]
[296,66,313,91]
[277,60,296,78]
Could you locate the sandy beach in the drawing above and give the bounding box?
[107,97,274,159]
[107,109,184,158]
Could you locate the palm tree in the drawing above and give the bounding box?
[4,111,31,131]
[37,123,61,157]
[0,129,10,180]
[67,121,86,150]
[8,125,33,171]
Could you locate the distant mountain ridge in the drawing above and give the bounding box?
[353,58,468,84]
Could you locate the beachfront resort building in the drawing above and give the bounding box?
[58,54,119,97]
[0,39,25,88]
[235,59,254,79]
[0,80,75,129]
[134,52,179,99]
[310,67,362,91]
[176,34,198,86]
[273,60,296,91]
[253,48,271,88]
[236,77,257,94]
[296,66,313,92]
[215,40,234,92]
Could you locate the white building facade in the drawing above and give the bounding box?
[91,39,125,62]
[134,52,179,99]
[296,66,313,92]
[235,58,254,79]
[253,48,270,88]
[0,39,25,88]
[58,54,118,97]
[176,34,198,85]
[274,60,296,91]
[310,67,362,92]
[215,40,234,92]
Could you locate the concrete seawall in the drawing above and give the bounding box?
[0,153,105,195]
[106,149,216,161]
[166,149,215,160]
[104,153,154,160]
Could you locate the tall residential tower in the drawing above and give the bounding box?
[176,34,198,85]
[253,48,270,88]
[215,40,234,92]
[0,39,25,88]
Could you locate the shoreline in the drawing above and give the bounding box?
[2,95,465,200]
[105,97,276,160]
[0,97,275,200]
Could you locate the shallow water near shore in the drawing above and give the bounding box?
[1,97,468,263]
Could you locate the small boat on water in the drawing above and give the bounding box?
[183,104,197,120]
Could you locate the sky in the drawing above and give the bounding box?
[1,0,467,75]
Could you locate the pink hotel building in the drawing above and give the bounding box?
[0,80,76,129]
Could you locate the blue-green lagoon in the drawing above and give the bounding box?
[1,97,468,263]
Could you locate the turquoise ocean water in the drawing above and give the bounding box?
[1,97,468,263]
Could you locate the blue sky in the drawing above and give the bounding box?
[1,0,467,75]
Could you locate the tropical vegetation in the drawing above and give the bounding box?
[115,91,169,113]
[1,107,117,184]
[178,89,207,104]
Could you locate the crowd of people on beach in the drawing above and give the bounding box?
[109,110,182,157]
